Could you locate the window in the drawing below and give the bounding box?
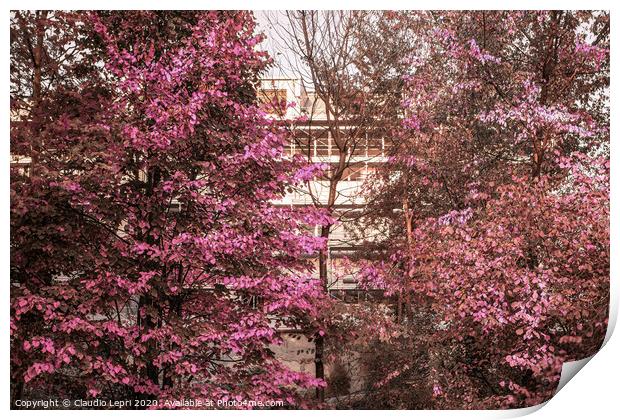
[258,88,288,115]
[342,164,365,181]
[367,138,383,157]
[351,137,367,157]
[315,135,330,157]
[293,137,312,156]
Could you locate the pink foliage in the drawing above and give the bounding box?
[11,11,328,406]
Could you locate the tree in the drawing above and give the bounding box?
[10,10,116,405]
[11,10,328,407]
[354,10,609,408]
[264,11,418,401]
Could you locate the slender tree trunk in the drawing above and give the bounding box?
[29,11,47,177]
[315,223,331,402]
[314,335,325,401]
[32,14,43,103]
[137,166,163,400]
[138,294,160,395]
[163,293,183,390]
[401,198,414,324]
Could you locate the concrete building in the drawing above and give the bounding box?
[259,78,390,296]
[260,79,391,397]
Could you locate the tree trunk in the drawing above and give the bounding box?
[29,11,47,177]
[314,334,325,401]
[401,198,414,324]
[315,223,331,402]
[138,294,160,396]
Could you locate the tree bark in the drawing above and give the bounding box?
[29,11,47,177]
[315,223,331,402]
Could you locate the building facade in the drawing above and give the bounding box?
[260,78,390,295]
